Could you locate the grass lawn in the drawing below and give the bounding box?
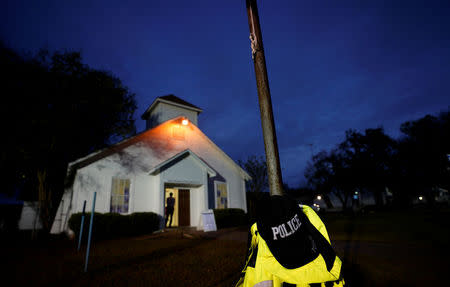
[322,207,450,287]
[2,208,449,287]
[321,207,450,244]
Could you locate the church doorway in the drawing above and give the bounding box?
[164,188,190,227]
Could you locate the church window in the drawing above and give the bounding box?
[110,178,130,213]
[215,182,228,209]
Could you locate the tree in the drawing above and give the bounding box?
[305,109,450,209]
[394,109,450,205]
[305,150,354,210]
[305,128,397,209]
[338,128,396,207]
[239,155,268,193]
[0,43,137,232]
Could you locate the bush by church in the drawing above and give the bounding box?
[68,212,160,241]
[213,208,247,229]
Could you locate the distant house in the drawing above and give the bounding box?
[51,95,250,235]
[0,191,42,232]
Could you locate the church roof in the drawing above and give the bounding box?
[141,94,202,120]
[159,95,202,110]
[148,149,217,176]
[66,116,251,185]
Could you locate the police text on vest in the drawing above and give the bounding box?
[272,214,301,240]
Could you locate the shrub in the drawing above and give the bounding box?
[213,208,247,229]
[68,212,160,241]
[246,191,271,223]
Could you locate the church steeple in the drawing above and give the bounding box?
[141,95,202,130]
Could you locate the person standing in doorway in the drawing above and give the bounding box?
[165,192,175,228]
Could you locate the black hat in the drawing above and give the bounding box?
[256,195,335,270]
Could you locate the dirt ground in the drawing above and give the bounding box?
[2,227,249,287]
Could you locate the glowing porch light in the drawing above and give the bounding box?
[419,196,423,201]
[181,119,189,126]
[317,195,322,200]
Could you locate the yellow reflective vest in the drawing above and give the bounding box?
[236,205,344,287]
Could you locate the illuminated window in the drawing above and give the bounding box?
[216,182,228,209]
[110,178,130,213]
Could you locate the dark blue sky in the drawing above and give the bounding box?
[2,0,449,187]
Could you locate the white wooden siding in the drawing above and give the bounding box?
[51,117,248,234]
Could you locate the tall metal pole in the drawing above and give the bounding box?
[84,192,96,272]
[246,0,283,196]
[77,200,87,251]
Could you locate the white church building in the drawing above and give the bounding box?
[51,95,250,234]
